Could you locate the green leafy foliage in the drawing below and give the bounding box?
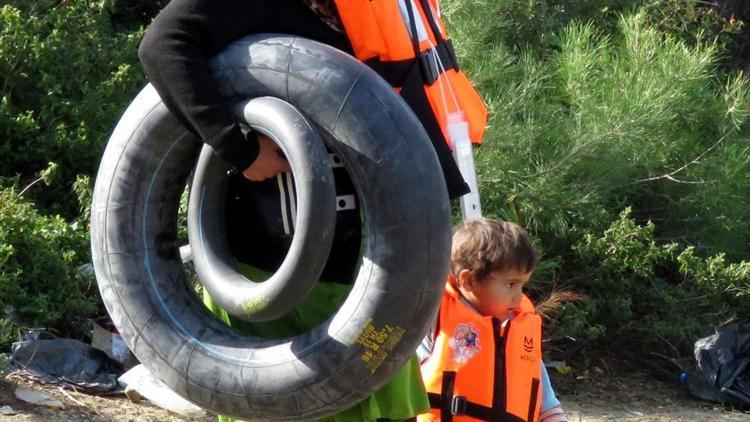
[443,0,750,357]
[0,0,145,217]
[0,187,98,349]
[554,209,746,354]
[0,0,149,348]
[459,7,750,258]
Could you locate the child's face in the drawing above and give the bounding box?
[457,267,532,318]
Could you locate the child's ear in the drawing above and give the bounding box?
[457,269,476,292]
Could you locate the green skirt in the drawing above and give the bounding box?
[202,262,429,422]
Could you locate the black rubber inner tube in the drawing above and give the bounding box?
[188,96,337,321]
[90,34,451,420]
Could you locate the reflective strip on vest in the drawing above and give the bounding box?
[399,0,430,45]
[418,282,543,422]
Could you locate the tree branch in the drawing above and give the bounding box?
[634,130,733,185]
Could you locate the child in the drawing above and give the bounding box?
[417,218,567,422]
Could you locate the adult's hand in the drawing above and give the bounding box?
[242,134,291,181]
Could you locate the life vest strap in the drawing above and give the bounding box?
[527,378,540,422]
[364,39,459,87]
[417,0,444,44]
[427,392,527,422]
[410,0,461,80]
[417,39,459,85]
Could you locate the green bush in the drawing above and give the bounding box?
[463,9,750,259]
[0,0,145,218]
[0,0,151,349]
[443,0,746,59]
[0,187,98,349]
[549,209,748,354]
[443,0,750,358]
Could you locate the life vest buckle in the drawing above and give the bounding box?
[416,40,460,87]
[450,395,468,416]
[417,50,440,86]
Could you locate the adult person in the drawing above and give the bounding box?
[138,2,487,420]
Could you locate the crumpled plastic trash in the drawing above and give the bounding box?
[685,319,750,407]
[14,387,65,409]
[119,364,207,418]
[10,338,123,392]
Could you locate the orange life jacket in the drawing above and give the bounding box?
[332,0,488,197]
[419,281,542,422]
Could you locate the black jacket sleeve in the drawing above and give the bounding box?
[138,0,352,172]
[138,0,351,171]
[138,0,267,171]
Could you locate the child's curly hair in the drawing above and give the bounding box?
[451,218,582,318]
[450,218,537,281]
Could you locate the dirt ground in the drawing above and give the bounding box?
[551,371,749,422]
[0,372,214,422]
[0,370,747,421]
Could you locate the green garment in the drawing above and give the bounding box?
[202,262,429,422]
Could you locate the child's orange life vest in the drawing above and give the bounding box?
[419,282,542,422]
[332,1,488,196]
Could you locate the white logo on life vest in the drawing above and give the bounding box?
[449,323,481,364]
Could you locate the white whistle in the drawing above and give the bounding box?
[447,112,482,220]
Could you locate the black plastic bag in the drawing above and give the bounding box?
[10,338,123,392]
[686,319,750,407]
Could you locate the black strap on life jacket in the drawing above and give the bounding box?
[428,392,525,422]
[416,0,459,70]
[492,318,510,412]
[427,373,541,422]
[366,0,458,87]
[398,60,469,199]
[363,39,458,87]
[361,48,469,199]
[415,0,460,80]
[416,39,459,85]
[438,371,457,422]
[527,378,540,422]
